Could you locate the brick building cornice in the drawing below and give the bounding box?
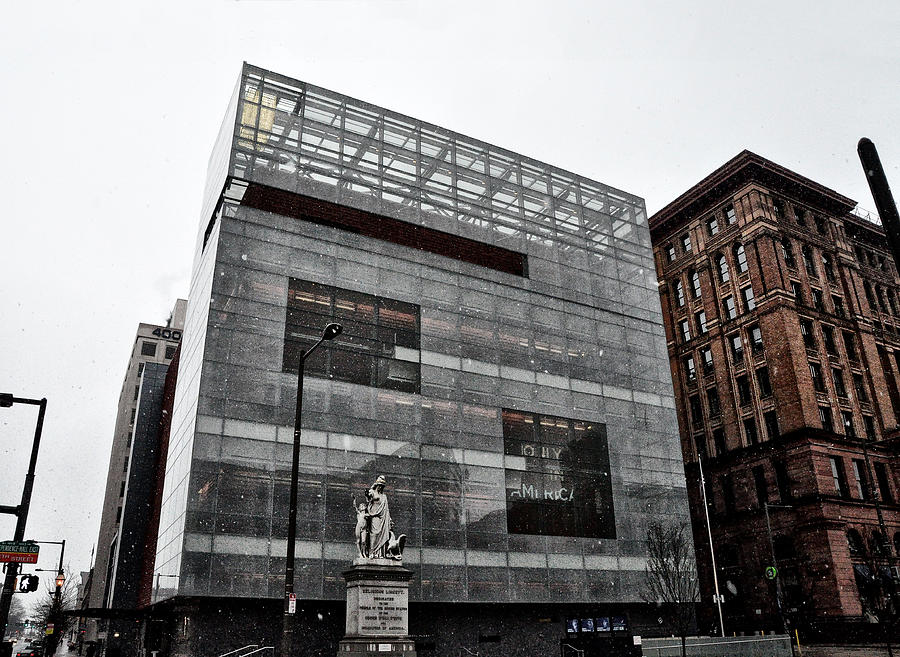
[650,150,857,236]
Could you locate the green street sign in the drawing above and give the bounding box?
[765,566,778,580]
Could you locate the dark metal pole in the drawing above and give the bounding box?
[764,503,790,639]
[280,323,341,657]
[0,397,47,639]
[280,351,306,657]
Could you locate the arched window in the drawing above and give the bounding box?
[734,244,749,274]
[691,270,702,299]
[847,528,865,556]
[870,530,886,555]
[716,253,730,283]
[675,280,685,307]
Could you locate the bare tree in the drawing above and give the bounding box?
[644,521,699,657]
[29,568,78,655]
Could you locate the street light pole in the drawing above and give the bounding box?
[697,456,725,637]
[0,395,47,640]
[280,323,342,657]
[764,502,792,638]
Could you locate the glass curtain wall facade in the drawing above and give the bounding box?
[155,63,689,610]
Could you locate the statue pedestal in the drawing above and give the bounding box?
[338,561,416,657]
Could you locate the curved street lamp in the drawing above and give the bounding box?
[281,323,342,657]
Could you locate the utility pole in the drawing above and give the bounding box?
[0,395,47,639]
[697,456,725,637]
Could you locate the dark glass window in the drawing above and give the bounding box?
[865,282,877,310]
[795,206,806,226]
[832,369,847,398]
[802,245,816,277]
[737,375,752,405]
[864,415,876,441]
[675,280,685,307]
[822,253,835,282]
[707,387,721,417]
[723,295,737,320]
[682,234,692,252]
[684,356,697,382]
[724,203,737,225]
[691,270,702,299]
[502,409,615,539]
[701,347,714,375]
[757,367,772,398]
[690,395,704,427]
[749,325,764,353]
[774,461,792,501]
[842,411,856,438]
[791,281,804,304]
[730,334,744,363]
[716,254,730,283]
[822,325,837,355]
[809,362,825,392]
[875,462,893,503]
[773,198,785,218]
[819,406,834,432]
[667,244,677,262]
[815,215,827,235]
[889,291,898,315]
[832,295,845,317]
[812,288,824,312]
[853,373,868,402]
[713,428,727,456]
[141,341,156,357]
[782,239,796,268]
[696,311,708,334]
[165,345,177,359]
[744,417,758,445]
[742,286,756,312]
[707,216,720,236]
[843,332,858,361]
[800,318,816,349]
[847,529,865,555]
[764,410,779,440]
[753,465,768,506]
[734,244,749,273]
[283,278,420,393]
[851,460,868,499]
[830,457,849,498]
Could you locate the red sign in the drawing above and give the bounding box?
[0,542,39,563]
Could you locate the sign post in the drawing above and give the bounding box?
[287,593,296,615]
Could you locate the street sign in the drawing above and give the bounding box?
[46,623,54,635]
[0,541,39,563]
[288,593,297,614]
[765,566,778,580]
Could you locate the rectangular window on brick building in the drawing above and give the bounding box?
[854,374,867,403]
[812,288,824,312]
[742,286,756,312]
[800,318,816,348]
[695,434,708,462]
[864,414,876,440]
[832,368,847,398]
[679,319,691,343]
[707,387,721,417]
[723,295,737,320]
[791,281,804,304]
[684,356,697,383]
[822,325,837,355]
[819,406,834,432]
[696,311,708,334]
[842,411,856,438]
[721,474,736,514]
[724,203,737,225]
[753,465,768,507]
[707,216,719,236]
[701,347,714,375]
[843,332,858,361]
[743,417,758,445]
[851,459,869,500]
[737,375,752,406]
[713,428,727,456]
[830,457,849,498]
[690,395,703,427]
[875,462,893,503]
[667,244,677,262]
[809,362,825,392]
[730,334,744,363]
[682,233,692,252]
[832,295,845,317]
[756,367,772,398]
[764,410,779,439]
[283,279,420,393]
[774,461,793,502]
[782,239,796,268]
[749,325,764,354]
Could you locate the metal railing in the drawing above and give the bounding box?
[215,645,258,657]
[850,205,882,226]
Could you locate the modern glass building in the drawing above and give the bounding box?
[152,63,690,655]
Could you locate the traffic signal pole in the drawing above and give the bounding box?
[0,396,47,639]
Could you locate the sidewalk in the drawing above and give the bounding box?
[801,645,896,657]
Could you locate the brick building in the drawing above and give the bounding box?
[650,151,900,637]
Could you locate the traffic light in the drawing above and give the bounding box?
[18,574,39,592]
[18,577,29,593]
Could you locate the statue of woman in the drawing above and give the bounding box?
[365,475,391,558]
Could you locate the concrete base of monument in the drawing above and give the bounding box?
[340,562,416,657]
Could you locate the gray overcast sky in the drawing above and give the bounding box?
[2,1,899,590]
